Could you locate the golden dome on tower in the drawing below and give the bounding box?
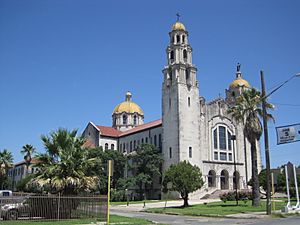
[172,22,186,31]
[229,78,251,89]
[113,92,144,115]
[229,63,251,89]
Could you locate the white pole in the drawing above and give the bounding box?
[293,165,299,209]
[285,165,291,209]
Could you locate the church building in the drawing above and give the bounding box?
[82,20,262,199]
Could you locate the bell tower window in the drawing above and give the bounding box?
[182,35,185,43]
[176,35,180,43]
[170,51,174,62]
[183,49,187,62]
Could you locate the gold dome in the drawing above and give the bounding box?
[113,92,144,115]
[172,22,186,31]
[230,78,251,89]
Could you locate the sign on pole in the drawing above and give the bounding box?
[276,123,300,145]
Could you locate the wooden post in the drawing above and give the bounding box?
[107,160,112,224]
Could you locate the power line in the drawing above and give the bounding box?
[271,102,300,107]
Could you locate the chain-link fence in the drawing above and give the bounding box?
[0,193,107,221]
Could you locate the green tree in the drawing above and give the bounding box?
[128,144,163,200]
[0,149,13,189]
[31,128,99,195]
[21,144,36,173]
[228,88,274,207]
[87,147,126,193]
[163,161,204,207]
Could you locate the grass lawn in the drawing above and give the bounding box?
[146,199,295,217]
[0,215,158,225]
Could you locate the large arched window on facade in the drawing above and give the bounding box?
[212,125,233,162]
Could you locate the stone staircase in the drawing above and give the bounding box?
[189,187,218,200]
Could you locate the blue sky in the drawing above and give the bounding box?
[0,0,299,167]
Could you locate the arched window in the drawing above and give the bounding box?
[208,170,216,187]
[176,35,180,43]
[111,144,114,150]
[154,135,157,146]
[105,143,108,150]
[123,114,127,125]
[183,49,187,62]
[220,170,229,190]
[169,147,172,158]
[130,141,132,152]
[188,97,191,107]
[159,134,162,151]
[182,35,185,43]
[189,147,192,158]
[145,137,148,143]
[185,69,190,81]
[213,125,233,162]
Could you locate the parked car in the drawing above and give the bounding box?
[0,196,30,220]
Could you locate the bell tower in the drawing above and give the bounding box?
[162,19,201,170]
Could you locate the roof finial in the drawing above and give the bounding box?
[125,91,132,101]
[176,13,181,22]
[237,63,241,72]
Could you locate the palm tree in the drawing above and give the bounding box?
[0,149,14,189]
[31,128,99,195]
[228,88,274,207]
[21,144,36,175]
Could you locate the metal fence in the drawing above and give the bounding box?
[0,193,107,221]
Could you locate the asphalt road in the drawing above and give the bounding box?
[111,209,300,225]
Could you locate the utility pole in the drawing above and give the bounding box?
[260,71,271,215]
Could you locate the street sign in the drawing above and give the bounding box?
[276,123,300,145]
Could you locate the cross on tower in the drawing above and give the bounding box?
[176,13,181,21]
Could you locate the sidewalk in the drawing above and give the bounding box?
[111,199,220,212]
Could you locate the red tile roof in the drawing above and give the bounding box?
[120,119,162,137]
[94,119,162,138]
[96,126,123,137]
[14,157,40,166]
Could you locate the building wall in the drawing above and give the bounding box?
[99,136,118,150]
[119,126,162,153]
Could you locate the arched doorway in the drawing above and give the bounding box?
[233,171,240,190]
[208,170,216,187]
[220,170,229,190]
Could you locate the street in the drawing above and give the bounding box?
[111,209,300,225]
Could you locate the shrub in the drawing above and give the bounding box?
[219,191,253,203]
